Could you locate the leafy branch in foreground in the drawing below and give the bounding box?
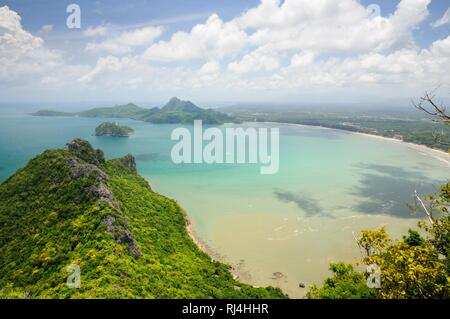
[308,183,450,299]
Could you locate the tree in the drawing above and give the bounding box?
[309,90,450,299]
[358,201,449,299]
[413,89,450,147]
[413,89,450,125]
[308,184,450,299]
[306,263,377,299]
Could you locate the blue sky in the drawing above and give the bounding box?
[1,0,449,104]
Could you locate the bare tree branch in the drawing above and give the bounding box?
[414,190,435,225]
[352,231,365,259]
[413,89,450,125]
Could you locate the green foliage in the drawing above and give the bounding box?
[95,122,134,137]
[309,183,450,299]
[0,139,286,299]
[365,241,448,298]
[306,263,377,299]
[30,110,72,117]
[358,227,390,256]
[79,103,152,120]
[231,109,450,151]
[403,229,425,247]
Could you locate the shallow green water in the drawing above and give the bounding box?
[0,114,448,297]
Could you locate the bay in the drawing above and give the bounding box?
[0,113,448,297]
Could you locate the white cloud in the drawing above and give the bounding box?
[235,0,430,53]
[2,1,450,101]
[83,25,109,37]
[78,56,135,83]
[228,45,280,74]
[198,61,220,81]
[0,6,64,83]
[290,52,316,68]
[0,5,91,93]
[267,35,450,91]
[85,26,163,55]
[40,25,53,33]
[143,14,247,61]
[431,7,450,28]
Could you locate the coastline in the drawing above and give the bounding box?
[260,121,449,165]
[353,131,449,166]
[182,209,254,284]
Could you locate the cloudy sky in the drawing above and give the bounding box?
[1,0,450,104]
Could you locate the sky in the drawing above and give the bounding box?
[1,0,450,105]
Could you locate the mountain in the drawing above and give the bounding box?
[162,97,203,112]
[78,103,157,121]
[31,98,237,124]
[0,139,285,298]
[145,97,236,124]
[95,122,134,137]
[31,110,72,117]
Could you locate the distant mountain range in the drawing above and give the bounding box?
[32,97,237,125]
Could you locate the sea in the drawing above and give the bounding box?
[0,106,448,297]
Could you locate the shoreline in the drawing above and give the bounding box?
[182,209,254,284]
[154,121,449,297]
[259,121,449,165]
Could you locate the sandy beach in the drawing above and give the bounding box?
[353,131,449,166]
[182,208,254,284]
[261,121,449,166]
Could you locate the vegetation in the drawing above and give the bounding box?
[308,91,450,299]
[32,98,237,125]
[31,110,73,117]
[308,183,450,299]
[222,107,450,152]
[306,263,377,299]
[0,139,285,299]
[95,122,134,137]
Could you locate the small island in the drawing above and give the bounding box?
[95,122,134,137]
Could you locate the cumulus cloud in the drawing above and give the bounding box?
[228,45,280,74]
[267,35,450,90]
[198,61,220,81]
[143,14,247,61]
[431,7,450,28]
[85,26,163,55]
[78,56,135,83]
[235,0,430,53]
[290,52,316,68]
[83,25,110,37]
[2,1,450,101]
[0,6,64,83]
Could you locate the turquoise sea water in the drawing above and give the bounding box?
[0,113,449,297]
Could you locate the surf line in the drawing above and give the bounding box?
[170,120,279,174]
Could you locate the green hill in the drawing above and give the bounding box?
[31,110,72,117]
[79,103,157,120]
[145,97,236,124]
[31,98,237,125]
[0,139,285,298]
[95,122,134,137]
